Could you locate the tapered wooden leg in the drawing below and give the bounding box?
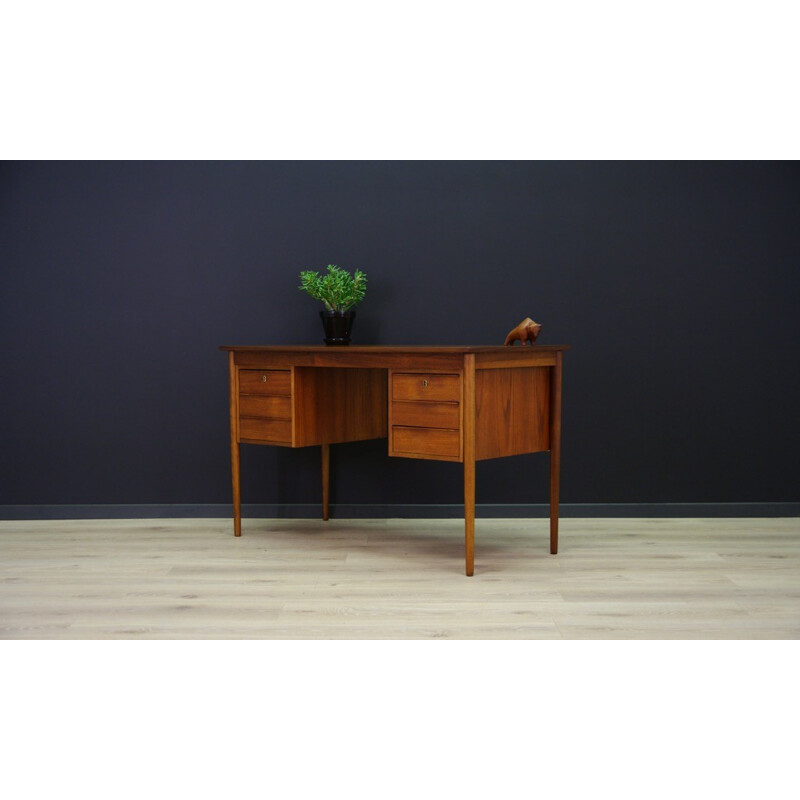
[321,443,330,521]
[231,441,241,537]
[228,352,241,537]
[549,352,562,554]
[464,457,475,577]
[463,353,476,576]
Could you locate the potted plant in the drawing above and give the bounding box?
[298,263,367,345]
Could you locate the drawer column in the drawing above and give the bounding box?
[463,353,476,577]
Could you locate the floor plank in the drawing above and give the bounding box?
[1,517,798,639]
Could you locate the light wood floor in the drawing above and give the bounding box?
[1,517,798,639]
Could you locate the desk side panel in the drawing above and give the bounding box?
[475,367,550,460]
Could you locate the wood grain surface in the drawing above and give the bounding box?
[292,366,387,447]
[1,518,798,639]
[475,367,550,460]
[391,426,461,460]
[391,400,460,430]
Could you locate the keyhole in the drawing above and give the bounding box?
[422,379,428,388]
[262,375,267,382]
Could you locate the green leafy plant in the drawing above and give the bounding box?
[298,264,367,312]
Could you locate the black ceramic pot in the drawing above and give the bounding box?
[320,309,356,345]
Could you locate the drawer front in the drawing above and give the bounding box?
[239,417,292,443]
[239,394,292,420]
[392,400,459,430]
[239,369,292,396]
[392,426,461,459]
[392,373,461,402]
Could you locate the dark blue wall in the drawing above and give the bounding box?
[2,161,799,510]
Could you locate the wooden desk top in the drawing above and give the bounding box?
[220,345,569,353]
[221,344,569,370]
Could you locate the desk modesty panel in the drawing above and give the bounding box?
[220,345,569,576]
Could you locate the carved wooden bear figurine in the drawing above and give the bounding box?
[504,317,542,346]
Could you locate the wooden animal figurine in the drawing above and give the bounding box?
[504,317,542,346]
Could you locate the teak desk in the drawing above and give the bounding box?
[220,345,569,576]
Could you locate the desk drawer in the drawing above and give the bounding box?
[392,373,461,402]
[239,417,292,443]
[392,400,460,429]
[239,369,291,396]
[239,394,291,420]
[392,426,461,459]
